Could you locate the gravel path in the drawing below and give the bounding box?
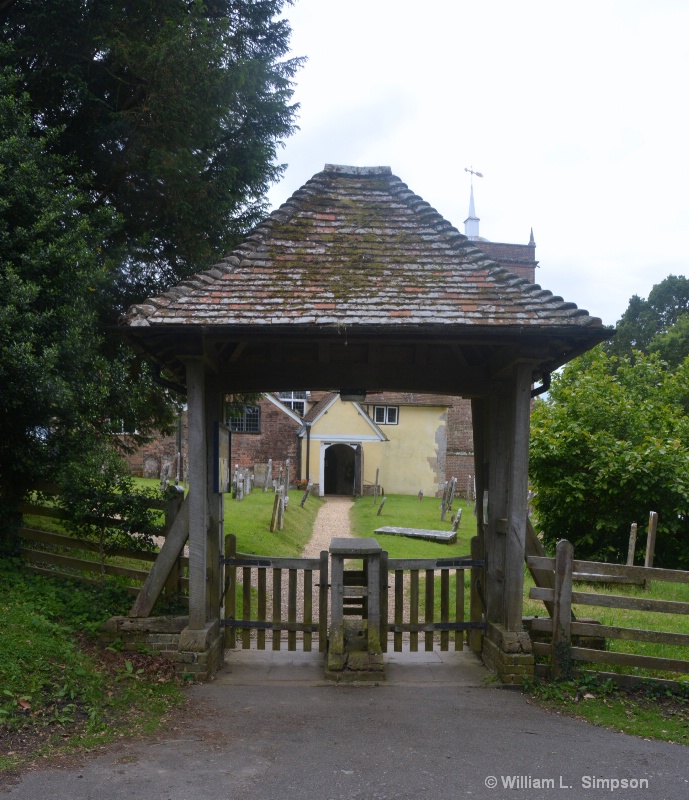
[301,495,354,558]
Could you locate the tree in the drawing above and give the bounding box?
[0,74,115,514]
[529,347,689,568]
[1,0,303,312]
[607,275,689,363]
[0,71,178,550]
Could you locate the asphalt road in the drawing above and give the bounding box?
[2,650,687,800]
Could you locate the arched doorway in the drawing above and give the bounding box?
[323,443,355,495]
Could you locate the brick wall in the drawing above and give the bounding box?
[474,240,537,284]
[445,398,475,498]
[121,396,302,482]
[230,397,301,478]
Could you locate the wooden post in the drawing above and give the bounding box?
[186,358,208,629]
[376,496,386,516]
[329,551,344,654]
[379,550,388,653]
[626,522,638,566]
[552,539,574,679]
[367,550,382,654]
[469,535,484,653]
[373,467,380,505]
[485,392,509,625]
[318,549,328,652]
[471,399,486,533]
[504,363,532,631]
[644,511,659,590]
[223,534,237,649]
[206,387,224,622]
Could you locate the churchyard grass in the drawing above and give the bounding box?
[132,478,322,559]
[350,494,472,558]
[223,489,323,557]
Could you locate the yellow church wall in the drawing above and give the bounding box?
[373,406,447,497]
[320,399,378,436]
[299,398,448,498]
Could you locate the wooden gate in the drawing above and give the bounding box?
[222,535,485,653]
[381,553,485,652]
[222,534,329,652]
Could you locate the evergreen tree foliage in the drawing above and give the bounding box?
[0,74,116,494]
[0,3,301,526]
[1,0,303,312]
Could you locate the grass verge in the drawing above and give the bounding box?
[524,673,689,745]
[0,558,184,774]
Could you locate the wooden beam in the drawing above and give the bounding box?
[207,363,503,396]
[186,358,208,629]
[486,344,520,379]
[450,344,469,366]
[206,386,224,621]
[203,339,221,375]
[129,495,190,617]
[229,341,247,363]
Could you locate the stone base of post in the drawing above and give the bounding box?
[176,620,224,681]
[482,622,534,685]
[325,620,385,683]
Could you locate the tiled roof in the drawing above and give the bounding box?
[302,392,337,423]
[121,165,606,333]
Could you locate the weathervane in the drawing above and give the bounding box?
[464,166,483,185]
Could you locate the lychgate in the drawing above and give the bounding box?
[120,164,611,682]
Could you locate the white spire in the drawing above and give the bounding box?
[464,184,480,240]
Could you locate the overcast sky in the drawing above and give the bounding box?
[267,0,689,327]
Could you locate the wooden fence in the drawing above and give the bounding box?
[222,534,485,653]
[528,540,689,686]
[222,534,328,651]
[18,483,188,601]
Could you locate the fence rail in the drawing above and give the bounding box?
[18,484,188,602]
[527,541,689,685]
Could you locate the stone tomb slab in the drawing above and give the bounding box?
[373,526,457,544]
